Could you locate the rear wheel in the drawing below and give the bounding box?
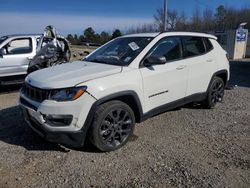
[89,101,135,152]
[203,76,225,109]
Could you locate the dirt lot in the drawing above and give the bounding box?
[0,61,249,187]
[70,45,97,61]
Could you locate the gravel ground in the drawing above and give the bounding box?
[0,61,249,187]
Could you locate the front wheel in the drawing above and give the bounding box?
[203,76,225,109]
[89,101,135,152]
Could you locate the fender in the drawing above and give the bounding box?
[206,69,228,93]
[81,90,144,139]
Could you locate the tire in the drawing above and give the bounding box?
[89,100,135,152]
[203,76,225,109]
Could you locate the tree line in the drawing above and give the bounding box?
[67,5,250,45]
[67,27,122,45]
[130,5,250,33]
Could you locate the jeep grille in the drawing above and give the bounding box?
[21,83,49,102]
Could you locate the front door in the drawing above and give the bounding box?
[140,36,188,112]
[0,37,33,77]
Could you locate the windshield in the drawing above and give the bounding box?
[85,37,153,66]
[0,36,8,45]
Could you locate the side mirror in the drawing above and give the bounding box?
[143,55,167,66]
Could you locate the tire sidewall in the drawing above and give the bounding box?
[91,101,135,152]
[207,77,225,108]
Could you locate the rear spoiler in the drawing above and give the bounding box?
[208,35,217,40]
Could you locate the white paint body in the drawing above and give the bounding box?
[20,32,230,133]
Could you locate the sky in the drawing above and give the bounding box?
[0,0,250,36]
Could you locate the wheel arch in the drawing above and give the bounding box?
[207,69,228,92]
[81,90,144,141]
[94,91,143,123]
[214,70,228,86]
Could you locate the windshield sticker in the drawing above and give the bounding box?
[124,57,132,62]
[128,42,140,51]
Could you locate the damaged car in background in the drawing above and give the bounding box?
[27,25,71,73]
[0,25,71,85]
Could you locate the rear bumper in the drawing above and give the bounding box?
[20,105,86,148]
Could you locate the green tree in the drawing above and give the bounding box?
[100,31,111,44]
[72,34,79,45]
[215,5,227,30]
[78,35,84,43]
[94,33,101,44]
[112,29,122,39]
[74,34,78,39]
[67,34,75,44]
[84,27,96,42]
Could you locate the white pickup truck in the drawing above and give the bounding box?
[0,34,40,85]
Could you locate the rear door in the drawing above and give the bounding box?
[0,37,35,77]
[182,36,217,96]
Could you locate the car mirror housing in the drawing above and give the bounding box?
[143,55,167,66]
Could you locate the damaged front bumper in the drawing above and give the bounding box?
[20,105,85,147]
[19,91,96,148]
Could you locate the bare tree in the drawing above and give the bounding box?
[191,8,202,31]
[127,23,156,34]
[154,8,180,31]
[154,8,165,32]
[203,8,214,31]
[132,4,250,35]
[167,10,179,30]
[175,11,189,31]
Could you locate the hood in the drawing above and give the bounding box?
[26,61,122,89]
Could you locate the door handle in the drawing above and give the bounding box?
[176,65,186,70]
[206,59,213,62]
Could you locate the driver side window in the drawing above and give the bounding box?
[3,38,32,55]
[149,37,182,62]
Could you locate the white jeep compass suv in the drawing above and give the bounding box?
[19,32,230,151]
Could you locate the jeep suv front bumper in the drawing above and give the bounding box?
[19,89,96,148]
[20,105,85,147]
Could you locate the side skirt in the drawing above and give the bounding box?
[140,92,207,122]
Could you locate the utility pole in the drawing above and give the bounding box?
[163,0,168,31]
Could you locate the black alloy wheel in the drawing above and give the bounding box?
[210,79,224,105]
[90,101,135,152]
[100,108,133,148]
[203,76,225,108]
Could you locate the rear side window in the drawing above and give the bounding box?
[182,37,205,58]
[148,37,182,62]
[203,38,213,52]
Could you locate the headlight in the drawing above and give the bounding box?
[49,86,87,102]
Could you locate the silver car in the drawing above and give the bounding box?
[0,34,41,85]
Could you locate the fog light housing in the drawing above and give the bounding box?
[44,114,73,127]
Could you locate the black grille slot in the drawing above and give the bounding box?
[22,83,49,102]
[20,97,38,111]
